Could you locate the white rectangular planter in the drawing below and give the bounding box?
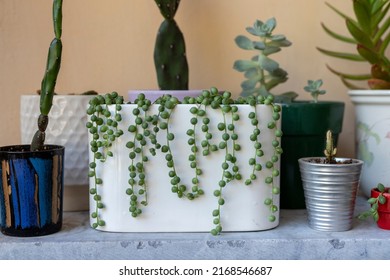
[89,103,281,233]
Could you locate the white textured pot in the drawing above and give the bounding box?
[89,104,281,233]
[349,90,390,197]
[128,90,203,103]
[20,95,93,211]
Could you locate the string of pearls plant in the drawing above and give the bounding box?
[86,87,282,235]
[86,93,124,228]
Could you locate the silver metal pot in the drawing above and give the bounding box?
[298,157,363,231]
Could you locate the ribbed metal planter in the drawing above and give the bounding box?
[298,157,363,231]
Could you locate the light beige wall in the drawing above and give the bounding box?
[0,0,361,157]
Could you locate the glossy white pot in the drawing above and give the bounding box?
[20,95,93,211]
[89,103,281,233]
[349,90,390,197]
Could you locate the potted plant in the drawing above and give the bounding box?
[128,0,201,102]
[87,88,283,235]
[298,130,364,231]
[20,90,96,212]
[358,183,390,230]
[233,17,345,209]
[317,0,390,197]
[0,0,65,236]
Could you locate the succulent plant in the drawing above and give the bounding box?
[324,130,337,163]
[304,79,327,103]
[233,18,297,102]
[31,0,63,151]
[318,0,390,89]
[154,0,189,90]
[358,183,389,222]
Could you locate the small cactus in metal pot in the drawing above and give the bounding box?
[31,0,63,151]
[324,130,337,164]
[154,0,189,90]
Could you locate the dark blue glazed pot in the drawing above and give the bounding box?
[0,145,64,237]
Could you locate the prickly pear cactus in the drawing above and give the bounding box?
[31,0,63,151]
[154,0,189,90]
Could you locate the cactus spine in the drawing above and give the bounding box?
[154,0,189,90]
[31,0,63,151]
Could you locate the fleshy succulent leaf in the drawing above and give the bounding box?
[317,47,365,61]
[265,18,277,31]
[346,19,375,49]
[263,46,281,56]
[235,35,254,50]
[233,60,258,72]
[353,0,372,34]
[253,41,266,50]
[244,67,260,79]
[320,22,356,44]
[326,64,371,80]
[357,44,381,64]
[241,78,258,90]
[378,183,386,192]
[320,0,390,89]
[379,194,387,204]
[368,197,377,204]
[259,55,279,72]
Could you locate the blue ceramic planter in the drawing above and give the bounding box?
[0,145,64,237]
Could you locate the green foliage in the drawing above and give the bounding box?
[358,183,389,222]
[318,0,390,89]
[303,79,327,103]
[86,92,125,228]
[233,18,297,102]
[154,0,189,90]
[31,0,63,151]
[87,88,283,235]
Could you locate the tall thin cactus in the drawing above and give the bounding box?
[31,0,63,151]
[154,0,189,90]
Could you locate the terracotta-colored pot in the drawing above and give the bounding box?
[371,187,390,230]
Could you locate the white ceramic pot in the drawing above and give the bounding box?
[20,95,93,211]
[128,90,203,103]
[89,103,281,233]
[349,90,390,197]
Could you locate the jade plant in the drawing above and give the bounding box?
[318,0,390,89]
[86,87,283,235]
[154,0,189,90]
[233,17,297,102]
[31,0,63,151]
[358,183,389,222]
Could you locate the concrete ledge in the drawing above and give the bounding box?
[1,195,389,260]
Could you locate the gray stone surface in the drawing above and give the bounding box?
[1,195,389,260]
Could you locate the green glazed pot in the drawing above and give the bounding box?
[280,101,345,209]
